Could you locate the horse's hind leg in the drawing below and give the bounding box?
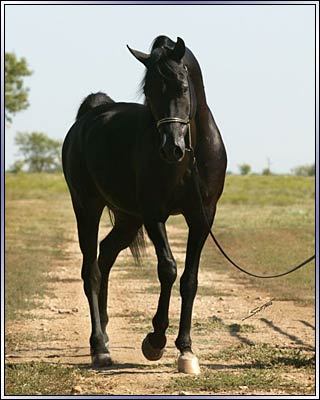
[97,212,142,358]
[72,197,109,367]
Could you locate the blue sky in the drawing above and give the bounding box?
[4,3,315,173]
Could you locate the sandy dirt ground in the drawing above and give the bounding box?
[6,224,316,395]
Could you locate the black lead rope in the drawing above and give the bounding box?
[190,154,316,279]
[208,230,315,279]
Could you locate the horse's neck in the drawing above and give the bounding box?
[188,72,210,122]
[191,75,207,111]
[185,52,221,149]
[185,55,209,117]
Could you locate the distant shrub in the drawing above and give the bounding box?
[238,163,251,175]
[291,163,315,177]
[262,168,272,176]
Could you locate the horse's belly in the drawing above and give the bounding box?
[92,170,139,215]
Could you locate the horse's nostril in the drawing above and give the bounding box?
[174,146,184,160]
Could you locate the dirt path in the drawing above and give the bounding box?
[6,224,315,395]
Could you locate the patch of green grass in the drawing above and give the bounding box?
[164,178,314,305]
[6,172,68,200]
[143,284,161,294]
[5,332,40,354]
[128,313,255,337]
[169,368,305,394]
[196,286,232,297]
[193,316,255,334]
[5,330,62,354]
[202,179,314,305]
[201,225,314,305]
[220,175,314,206]
[112,310,146,319]
[5,362,91,395]
[194,315,225,331]
[229,323,256,333]
[122,260,158,282]
[5,173,74,320]
[208,343,315,369]
[144,283,232,298]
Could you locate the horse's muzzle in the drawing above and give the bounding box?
[160,144,185,163]
[158,127,187,163]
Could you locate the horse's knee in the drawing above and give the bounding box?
[158,257,177,286]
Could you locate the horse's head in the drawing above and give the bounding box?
[128,37,194,164]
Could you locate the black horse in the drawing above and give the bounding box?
[62,35,227,374]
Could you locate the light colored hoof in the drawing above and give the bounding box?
[91,352,112,369]
[141,336,165,361]
[178,352,200,374]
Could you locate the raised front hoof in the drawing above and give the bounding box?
[91,352,113,369]
[178,352,200,375]
[141,336,165,361]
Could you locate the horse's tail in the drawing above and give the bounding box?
[129,227,147,266]
[107,208,147,266]
[76,92,114,120]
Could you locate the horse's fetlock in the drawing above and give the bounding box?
[175,337,192,353]
[90,333,106,351]
[148,332,167,349]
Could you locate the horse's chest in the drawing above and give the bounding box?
[137,164,192,216]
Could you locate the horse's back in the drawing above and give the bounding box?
[62,102,148,214]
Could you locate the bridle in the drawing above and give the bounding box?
[156,65,194,153]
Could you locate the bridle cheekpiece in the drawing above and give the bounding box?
[156,66,193,153]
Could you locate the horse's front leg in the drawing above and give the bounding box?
[142,221,177,361]
[175,207,215,374]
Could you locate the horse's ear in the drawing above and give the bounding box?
[127,45,150,67]
[170,37,186,62]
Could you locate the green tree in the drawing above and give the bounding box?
[238,163,251,175]
[9,160,25,174]
[5,53,32,122]
[14,132,62,173]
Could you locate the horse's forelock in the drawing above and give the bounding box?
[139,36,186,99]
[150,35,176,52]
